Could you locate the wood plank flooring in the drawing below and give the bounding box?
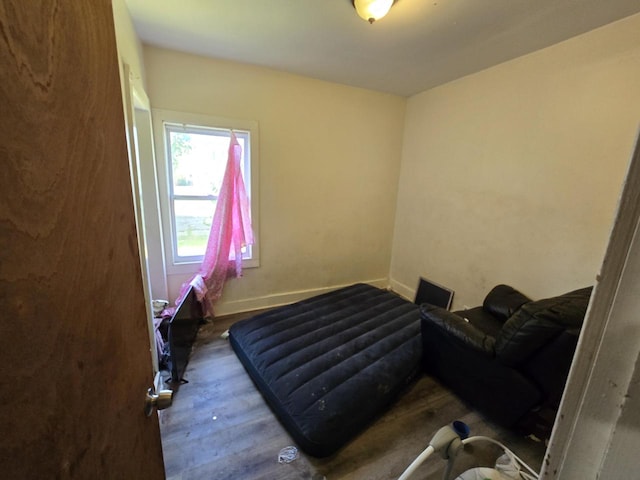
[159,311,546,480]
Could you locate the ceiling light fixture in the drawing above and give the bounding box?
[352,0,396,24]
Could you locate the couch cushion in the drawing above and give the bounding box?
[495,287,592,367]
[455,306,504,338]
[483,284,532,323]
[421,313,541,427]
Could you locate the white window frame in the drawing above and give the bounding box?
[152,109,259,276]
[163,124,253,265]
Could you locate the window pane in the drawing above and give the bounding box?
[155,111,259,272]
[169,131,228,197]
[174,199,216,258]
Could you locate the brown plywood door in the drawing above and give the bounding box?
[0,1,165,478]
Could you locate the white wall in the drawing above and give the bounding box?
[390,13,640,308]
[143,46,407,314]
[111,0,145,92]
[113,3,168,303]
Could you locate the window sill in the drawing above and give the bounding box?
[166,258,259,276]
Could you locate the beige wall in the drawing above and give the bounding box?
[390,13,640,308]
[143,46,407,313]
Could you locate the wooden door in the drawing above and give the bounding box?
[0,1,165,478]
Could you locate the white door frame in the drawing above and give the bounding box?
[542,128,640,478]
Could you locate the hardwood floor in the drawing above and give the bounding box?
[159,311,546,480]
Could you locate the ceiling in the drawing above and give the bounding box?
[125,0,640,97]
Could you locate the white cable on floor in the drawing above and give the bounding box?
[397,445,435,480]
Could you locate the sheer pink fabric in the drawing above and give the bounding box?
[175,132,254,316]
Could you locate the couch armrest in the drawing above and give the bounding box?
[483,284,531,323]
[420,304,495,358]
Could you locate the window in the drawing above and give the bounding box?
[153,110,259,274]
[165,125,250,261]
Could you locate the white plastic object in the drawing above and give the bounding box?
[494,452,522,479]
[455,467,506,480]
[398,424,464,480]
[397,427,539,480]
[278,446,298,464]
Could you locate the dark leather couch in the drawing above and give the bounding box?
[420,284,592,431]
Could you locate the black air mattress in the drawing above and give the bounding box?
[228,283,422,457]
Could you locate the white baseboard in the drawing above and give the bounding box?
[215,278,390,317]
[389,278,416,302]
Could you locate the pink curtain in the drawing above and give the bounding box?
[175,132,254,316]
